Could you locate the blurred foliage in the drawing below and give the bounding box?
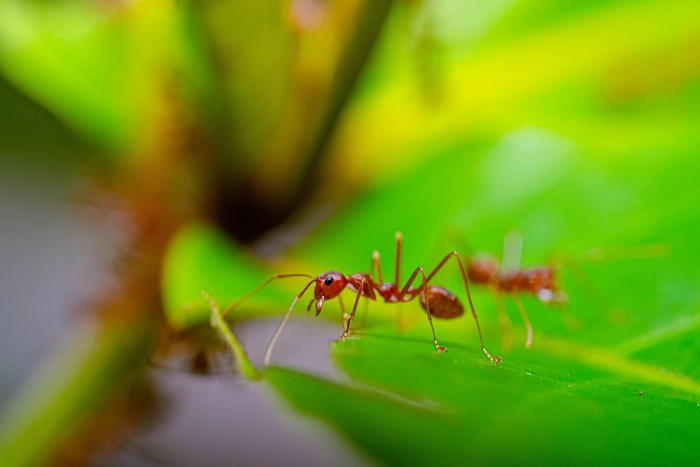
[1,0,699,465]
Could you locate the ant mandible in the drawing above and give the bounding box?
[220,232,501,365]
[465,232,567,350]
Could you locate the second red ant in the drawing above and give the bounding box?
[465,232,567,350]
[462,231,666,350]
[219,232,501,365]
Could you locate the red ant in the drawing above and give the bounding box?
[220,232,501,365]
[463,232,567,350]
[463,231,666,350]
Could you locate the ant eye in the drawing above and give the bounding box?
[324,276,334,286]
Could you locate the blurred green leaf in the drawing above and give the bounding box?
[193,0,295,171]
[0,74,90,156]
[0,318,156,467]
[329,0,700,187]
[0,0,214,153]
[162,222,316,330]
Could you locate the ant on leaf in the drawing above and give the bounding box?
[465,232,566,350]
[218,232,501,366]
[462,231,667,350]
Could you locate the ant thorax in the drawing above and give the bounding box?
[346,273,377,299]
[499,267,566,305]
[516,267,557,295]
[374,281,413,302]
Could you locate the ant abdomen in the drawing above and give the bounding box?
[420,285,465,319]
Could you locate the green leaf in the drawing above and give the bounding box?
[0,1,214,153]
[267,334,700,465]
[196,133,700,463]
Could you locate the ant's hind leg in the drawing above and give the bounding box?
[493,292,513,352]
[408,251,500,362]
[356,297,370,331]
[512,292,533,349]
[394,303,405,333]
[341,279,368,340]
[418,267,447,353]
[557,300,582,331]
[392,233,406,333]
[338,295,348,328]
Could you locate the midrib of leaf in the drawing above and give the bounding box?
[535,332,700,397]
[202,291,261,381]
[612,312,700,356]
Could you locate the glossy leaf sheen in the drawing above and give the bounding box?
[266,338,700,465]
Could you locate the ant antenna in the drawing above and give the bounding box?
[263,278,317,365]
[221,273,315,318]
[501,231,523,274]
[395,231,402,286]
[445,224,476,257]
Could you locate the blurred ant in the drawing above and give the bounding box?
[462,231,667,350]
[465,232,566,350]
[220,232,501,365]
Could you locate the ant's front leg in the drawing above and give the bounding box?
[418,267,447,353]
[492,289,513,352]
[338,295,348,328]
[512,290,533,349]
[341,278,369,340]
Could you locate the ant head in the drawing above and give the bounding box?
[522,267,557,298]
[525,267,566,306]
[536,288,568,306]
[312,271,347,315]
[467,255,499,284]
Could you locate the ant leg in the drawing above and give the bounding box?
[416,266,446,353]
[263,279,316,366]
[358,296,370,330]
[394,231,402,286]
[555,297,582,331]
[582,244,668,262]
[222,273,314,318]
[565,260,624,326]
[306,297,315,314]
[341,278,368,339]
[552,243,666,327]
[393,232,405,332]
[338,295,348,328]
[358,251,380,330]
[512,291,533,349]
[493,291,512,352]
[395,303,405,333]
[412,252,501,363]
[371,250,384,284]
